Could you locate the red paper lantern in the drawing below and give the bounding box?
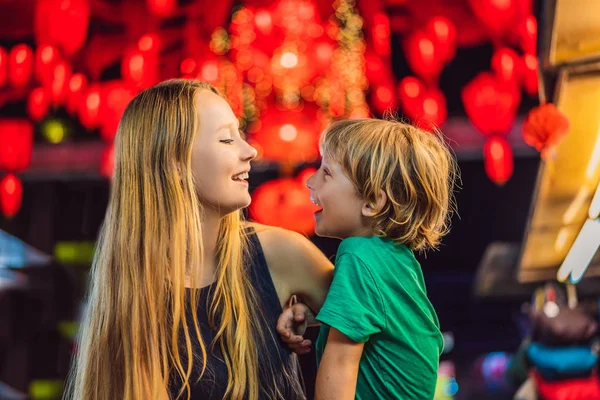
[35,45,61,85]
[100,82,135,142]
[484,136,513,185]
[372,83,397,115]
[35,0,90,56]
[0,47,7,88]
[522,103,569,153]
[122,48,158,88]
[66,73,88,114]
[469,0,519,37]
[78,85,102,129]
[45,60,72,105]
[0,120,34,172]
[137,34,161,53]
[146,0,176,16]
[491,47,521,84]
[9,44,33,87]
[398,76,426,117]
[250,108,320,165]
[517,15,537,53]
[0,173,23,218]
[372,13,391,56]
[415,88,447,131]
[27,88,50,121]
[523,53,539,96]
[100,143,115,178]
[405,30,444,82]
[364,52,393,87]
[426,16,457,63]
[249,178,319,235]
[462,72,521,136]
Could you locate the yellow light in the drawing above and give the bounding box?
[280,52,298,68]
[42,120,66,144]
[279,124,297,142]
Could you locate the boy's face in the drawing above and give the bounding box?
[306,154,371,239]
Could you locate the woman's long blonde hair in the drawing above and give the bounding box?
[65,79,271,400]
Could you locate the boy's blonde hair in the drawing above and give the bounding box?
[320,118,457,251]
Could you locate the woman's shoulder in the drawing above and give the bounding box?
[245,222,334,311]
[246,222,310,267]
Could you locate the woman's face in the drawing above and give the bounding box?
[191,90,257,215]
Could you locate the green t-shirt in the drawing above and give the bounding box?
[316,236,443,400]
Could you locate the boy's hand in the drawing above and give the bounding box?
[277,296,312,355]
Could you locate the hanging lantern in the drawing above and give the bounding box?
[0,120,34,172]
[35,0,90,56]
[78,85,102,129]
[517,15,537,53]
[180,58,198,77]
[250,108,320,165]
[398,76,426,117]
[122,47,158,89]
[462,72,521,136]
[137,34,161,53]
[371,83,397,115]
[405,30,444,82]
[100,143,115,178]
[491,47,521,85]
[249,178,319,235]
[0,46,7,88]
[66,73,88,114]
[523,53,539,96]
[44,60,72,105]
[372,13,391,57]
[99,81,135,142]
[426,16,457,63]
[414,88,447,131]
[469,0,519,38]
[146,0,176,17]
[0,173,23,218]
[9,44,33,87]
[522,103,570,153]
[27,88,50,121]
[484,136,513,185]
[35,45,61,85]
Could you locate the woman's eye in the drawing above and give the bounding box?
[220,139,234,144]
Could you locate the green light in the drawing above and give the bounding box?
[29,380,63,399]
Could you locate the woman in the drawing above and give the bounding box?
[65,79,332,400]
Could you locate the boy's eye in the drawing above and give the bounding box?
[322,168,330,176]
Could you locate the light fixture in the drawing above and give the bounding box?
[557,218,600,283]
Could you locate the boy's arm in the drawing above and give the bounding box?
[315,328,364,400]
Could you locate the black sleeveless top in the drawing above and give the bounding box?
[168,231,305,400]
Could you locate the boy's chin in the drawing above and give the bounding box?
[314,225,343,240]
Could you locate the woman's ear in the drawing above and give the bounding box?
[361,189,387,217]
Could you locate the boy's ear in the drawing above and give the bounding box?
[361,189,387,218]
